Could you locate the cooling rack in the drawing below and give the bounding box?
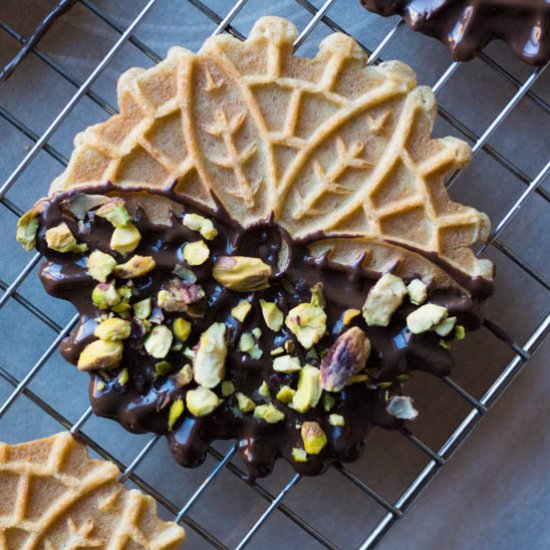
[0,0,548,548]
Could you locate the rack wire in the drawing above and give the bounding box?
[0,0,548,548]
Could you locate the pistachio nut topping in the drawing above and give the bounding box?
[434,316,457,337]
[173,318,192,342]
[144,325,173,359]
[320,327,371,392]
[285,285,327,349]
[168,399,185,430]
[154,361,172,378]
[362,273,407,327]
[301,421,327,455]
[258,381,271,398]
[322,393,336,412]
[110,223,141,254]
[273,355,301,373]
[221,381,235,397]
[92,281,121,310]
[328,414,345,427]
[117,368,129,386]
[114,255,156,279]
[291,448,308,463]
[94,317,131,341]
[174,364,193,388]
[342,308,361,326]
[291,365,322,413]
[77,340,123,371]
[183,240,210,266]
[96,198,132,228]
[45,223,88,254]
[253,403,285,423]
[193,323,227,388]
[158,279,204,312]
[455,325,466,340]
[231,300,252,322]
[212,256,271,292]
[87,250,117,283]
[16,209,40,251]
[238,332,262,359]
[260,300,284,332]
[236,392,255,413]
[406,304,448,334]
[133,297,152,320]
[276,385,295,404]
[186,386,221,417]
[407,279,428,305]
[173,264,197,283]
[183,213,218,240]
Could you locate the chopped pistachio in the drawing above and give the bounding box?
[310,283,325,308]
[174,364,193,387]
[301,421,327,455]
[95,379,106,393]
[270,347,284,356]
[231,300,252,322]
[183,240,210,266]
[183,347,195,360]
[94,317,131,341]
[377,381,393,390]
[273,355,301,373]
[455,325,466,340]
[292,447,308,463]
[238,332,262,360]
[155,361,172,378]
[133,298,152,320]
[118,286,133,302]
[251,327,262,339]
[168,398,185,430]
[96,198,132,228]
[346,374,369,385]
[172,264,197,283]
[45,222,88,253]
[236,392,255,413]
[386,395,418,420]
[284,340,295,354]
[221,380,235,397]
[110,223,141,254]
[111,303,131,317]
[285,303,327,350]
[92,281,121,310]
[434,316,457,337]
[144,325,173,359]
[212,256,271,292]
[117,368,129,386]
[193,322,227,388]
[16,209,40,251]
[342,308,361,325]
[258,380,271,398]
[186,386,221,417]
[260,300,284,332]
[183,213,218,240]
[77,339,123,371]
[114,255,156,279]
[406,304,448,334]
[407,279,428,305]
[158,279,204,312]
[171,342,183,352]
[173,318,192,342]
[276,385,295,404]
[329,414,345,427]
[439,339,451,350]
[322,393,336,412]
[362,273,407,326]
[291,365,322,413]
[253,403,285,423]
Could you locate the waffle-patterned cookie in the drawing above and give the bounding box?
[0,432,184,549]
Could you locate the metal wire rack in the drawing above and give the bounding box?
[0,0,548,548]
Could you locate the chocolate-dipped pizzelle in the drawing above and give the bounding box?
[361,0,550,66]
[17,17,494,480]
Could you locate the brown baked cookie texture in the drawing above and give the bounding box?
[16,16,493,481]
[0,432,185,549]
[361,0,550,66]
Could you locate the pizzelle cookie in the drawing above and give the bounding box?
[16,17,494,480]
[0,432,185,549]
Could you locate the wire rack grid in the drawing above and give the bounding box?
[0,0,548,548]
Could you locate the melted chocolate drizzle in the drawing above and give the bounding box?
[361,0,550,66]
[33,185,490,481]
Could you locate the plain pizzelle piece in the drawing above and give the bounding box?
[17,17,494,481]
[361,0,550,66]
[0,432,185,549]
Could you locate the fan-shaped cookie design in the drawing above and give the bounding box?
[50,16,493,287]
[0,432,185,549]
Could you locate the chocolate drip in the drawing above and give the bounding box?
[361,0,550,66]
[33,185,490,481]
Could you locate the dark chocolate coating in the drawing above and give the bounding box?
[361,0,550,66]
[34,185,490,481]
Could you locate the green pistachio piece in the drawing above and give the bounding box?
[434,316,457,337]
[260,300,284,332]
[407,279,428,305]
[174,364,193,388]
[291,365,322,413]
[183,240,210,266]
[183,213,218,240]
[252,327,262,339]
[212,256,271,292]
[77,339,123,371]
[110,223,141,254]
[362,273,407,327]
[16,209,39,251]
[439,339,451,350]
[276,385,295,404]
[94,317,131,341]
[154,361,172,378]
[284,340,295,354]
[291,447,308,463]
[258,380,271,398]
[236,392,255,413]
[322,393,336,412]
[231,300,252,322]
[285,303,327,349]
[92,281,121,309]
[221,380,235,397]
[114,255,156,279]
[342,308,361,325]
[133,298,152,320]
[144,325,173,359]
[455,325,466,340]
[328,414,345,427]
[301,421,327,454]
[158,279,204,312]
[406,304,448,334]
[118,286,133,302]
[310,283,325,308]
[186,386,221,417]
[238,332,262,359]
[270,347,284,356]
[193,323,227,388]
[173,318,192,342]
[96,198,132,228]
[111,303,131,317]
[173,264,197,283]
[45,222,88,254]
[253,403,284,423]
[273,355,301,373]
[168,398,185,430]
[117,368,129,386]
